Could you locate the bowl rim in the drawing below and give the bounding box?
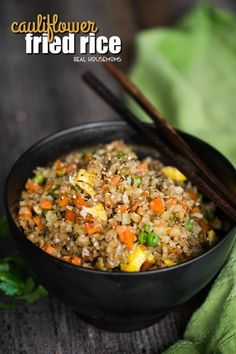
[4,120,236,276]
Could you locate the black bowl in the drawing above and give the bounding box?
[4,121,236,332]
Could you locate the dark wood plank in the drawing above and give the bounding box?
[0,294,200,354]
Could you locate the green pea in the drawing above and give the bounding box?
[146,232,158,247]
[33,172,46,185]
[185,219,193,231]
[138,231,147,244]
[132,176,142,187]
[116,152,126,159]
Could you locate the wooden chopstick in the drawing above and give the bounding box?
[103,62,236,209]
[82,71,236,222]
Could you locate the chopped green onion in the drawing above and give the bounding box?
[132,176,142,187]
[33,172,46,185]
[116,152,126,159]
[143,224,151,233]
[48,191,58,199]
[138,231,147,244]
[185,219,193,231]
[54,179,61,186]
[168,213,176,222]
[146,232,158,247]
[42,210,49,216]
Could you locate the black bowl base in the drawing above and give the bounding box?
[77,312,166,332]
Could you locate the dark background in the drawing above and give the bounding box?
[0,1,235,353]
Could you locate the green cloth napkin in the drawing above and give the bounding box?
[128,4,236,353]
[163,237,236,354]
[129,4,236,166]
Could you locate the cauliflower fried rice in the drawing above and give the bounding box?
[17,140,224,272]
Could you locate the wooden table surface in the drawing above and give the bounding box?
[0,1,234,352]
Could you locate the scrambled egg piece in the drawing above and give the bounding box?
[161,166,187,182]
[83,203,107,222]
[164,259,177,267]
[207,229,218,246]
[70,169,97,197]
[120,244,148,272]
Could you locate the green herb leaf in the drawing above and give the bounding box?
[33,172,46,185]
[116,152,126,159]
[21,285,47,303]
[48,191,58,199]
[0,228,48,307]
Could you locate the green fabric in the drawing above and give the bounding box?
[129,5,236,353]
[163,235,236,354]
[129,4,236,166]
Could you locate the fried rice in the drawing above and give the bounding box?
[17,140,224,272]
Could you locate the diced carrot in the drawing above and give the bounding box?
[71,256,81,266]
[179,201,188,212]
[19,206,32,219]
[19,212,32,219]
[105,199,116,207]
[25,179,42,193]
[141,261,154,271]
[53,159,63,170]
[61,256,71,263]
[150,196,165,214]
[139,163,148,172]
[85,222,102,235]
[187,190,199,201]
[191,207,200,214]
[83,154,93,162]
[166,198,177,207]
[101,184,108,193]
[56,194,69,207]
[131,201,140,212]
[142,191,149,197]
[116,225,135,251]
[166,198,188,213]
[118,205,128,214]
[66,163,77,173]
[112,221,118,229]
[44,180,53,192]
[42,244,57,256]
[33,215,45,230]
[75,194,88,207]
[61,255,81,266]
[171,247,182,254]
[65,209,76,221]
[76,215,92,223]
[110,175,121,186]
[199,220,209,235]
[40,199,53,210]
[56,168,67,176]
